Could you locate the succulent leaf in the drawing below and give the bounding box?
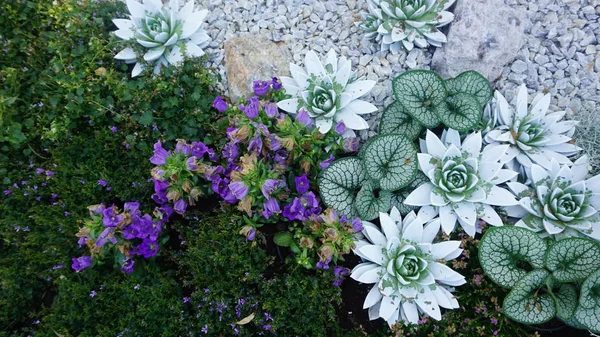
[390,171,430,216]
[478,226,547,288]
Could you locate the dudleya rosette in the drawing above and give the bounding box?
[351,207,465,327]
[506,155,600,241]
[113,0,210,77]
[404,129,519,236]
[277,50,377,134]
[483,84,581,173]
[358,0,456,53]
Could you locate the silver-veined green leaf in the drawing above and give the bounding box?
[390,171,429,216]
[436,93,482,131]
[379,101,422,140]
[503,269,556,324]
[360,134,417,191]
[318,157,367,217]
[445,70,493,107]
[479,226,547,288]
[553,284,578,322]
[578,268,600,310]
[545,238,600,283]
[574,305,600,333]
[355,180,392,220]
[392,70,446,128]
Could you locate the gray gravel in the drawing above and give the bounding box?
[197,0,600,170]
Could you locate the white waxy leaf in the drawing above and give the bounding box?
[277,98,300,114]
[131,62,145,77]
[404,183,435,206]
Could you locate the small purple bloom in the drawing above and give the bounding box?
[240,96,260,119]
[124,201,140,216]
[71,256,93,272]
[97,179,107,186]
[334,121,346,135]
[153,179,169,194]
[135,239,159,258]
[343,137,360,152]
[3,190,11,196]
[191,142,208,158]
[267,135,281,151]
[222,142,239,162]
[352,218,363,232]
[295,174,310,194]
[186,156,197,171]
[174,199,187,215]
[110,126,117,133]
[319,154,335,169]
[102,207,123,227]
[273,150,288,164]
[150,141,169,165]
[207,148,218,161]
[201,325,208,334]
[229,181,249,200]
[264,102,278,118]
[248,135,263,154]
[212,95,228,112]
[245,227,256,241]
[333,266,351,286]
[90,290,97,297]
[271,77,282,91]
[45,170,55,177]
[262,198,281,219]
[121,257,135,274]
[36,168,45,175]
[261,179,281,199]
[253,80,270,96]
[183,297,191,303]
[295,109,312,127]
[175,141,192,156]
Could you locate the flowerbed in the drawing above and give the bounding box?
[0,1,596,336]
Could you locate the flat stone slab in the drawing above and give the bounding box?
[431,0,527,81]
[224,35,292,102]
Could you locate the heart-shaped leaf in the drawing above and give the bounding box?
[390,171,430,216]
[553,284,578,322]
[445,70,493,107]
[545,238,600,283]
[578,268,600,310]
[503,269,556,324]
[360,134,417,191]
[574,306,600,334]
[273,232,293,247]
[318,157,367,217]
[379,101,422,140]
[479,226,547,288]
[355,180,393,220]
[392,70,446,128]
[436,93,482,131]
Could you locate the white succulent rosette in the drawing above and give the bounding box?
[506,155,600,241]
[277,50,377,134]
[404,129,519,236]
[358,0,456,53]
[483,84,581,174]
[351,207,465,327]
[113,0,210,77]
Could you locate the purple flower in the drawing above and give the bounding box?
[110,126,117,133]
[261,179,281,199]
[186,156,197,171]
[343,137,360,152]
[191,142,208,158]
[271,77,282,90]
[201,325,208,334]
[207,148,218,161]
[248,135,263,154]
[3,189,12,196]
[246,227,256,241]
[121,257,135,274]
[295,174,309,194]
[90,290,97,297]
[174,199,187,215]
[316,256,332,270]
[240,96,259,119]
[319,154,335,169]
[152,191,168,205]
[36,168,45,175]
[212,95,228,112]
[150,141,169,165]
[229,181,249,200]
[262,198,281,219]
[124,201,141,216]
[153,178,169,194]
[71,256,92,272]
[183,297,190,303]
[333,266,350,286]
[135,239,159,258]
[97,179,107,186]
[273,150,288,164]
[222,142,239,162]
[264,102,278,118]
[334,121,346,135]
[102,207,123,227]
[45,170,55,177]
[295,109,312,127]
[253,80,270,96]
[175,141,192,156]
[351,218,363,232]
[267,135,281,151]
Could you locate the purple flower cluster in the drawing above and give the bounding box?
[282,192,321,221]
[253,77,282,96]
[72,202,171,274]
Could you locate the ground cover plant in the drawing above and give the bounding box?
[0,0,595,336]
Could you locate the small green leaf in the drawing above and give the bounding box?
[390,171,430,216]
[355,180,393,220]
[445,70,493,107]
[436,93,482,131]
[139,110,153,125]
[318,157,367,217]
[553,284,578,322]
[273,232,293,247]
[545,238,600,283]
[360,134,417,191]
[578,268,600,310]
[479,226,547,288]
[378,101,422,140]
[392,70,446,128]
[503,269,556,325]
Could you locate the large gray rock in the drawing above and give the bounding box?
[431,0,527,81]
[224,35,292,102]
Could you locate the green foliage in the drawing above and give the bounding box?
[544,237,600,283]
[318,157,367,217]
[378,101,422,140]
[444,70,493,107]
[479,226,547,288]
[360,134,417,191]
[503,269,556,324]
[392,70,445,128]
[355,180,393,220]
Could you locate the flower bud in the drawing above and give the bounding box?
[182,180,192,193]
[239,225,256,241]
[166,189,180,202]
[324,228,339,242]
[318,245,334,261]
[299,236,315,248]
